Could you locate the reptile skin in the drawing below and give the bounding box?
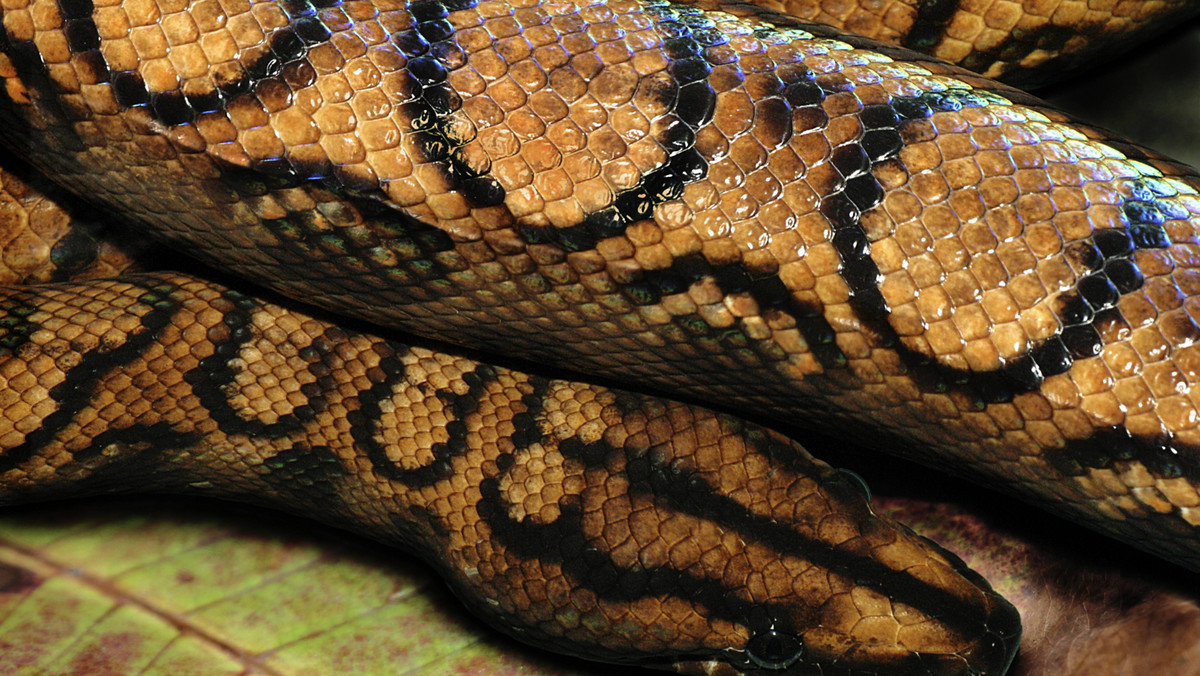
[757,0,1200,86]
[0,160,146,283]
[0,252,1021,674]
[0,0,1198,673]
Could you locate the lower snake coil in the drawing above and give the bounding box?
[1,0,1199,673]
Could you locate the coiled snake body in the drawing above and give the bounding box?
[0,0,1199,673]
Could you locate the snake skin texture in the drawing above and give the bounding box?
[758,0,1200,86]
[0,267,1020,674]
[0,0,1198,673]
[0,158,145,283]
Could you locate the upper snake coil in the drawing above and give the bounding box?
[0,0,1199,674]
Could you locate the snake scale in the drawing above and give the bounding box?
[0,0,1199,673]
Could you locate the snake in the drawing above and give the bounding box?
[1,0,1199,673]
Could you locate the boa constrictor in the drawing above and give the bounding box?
[1,0,1199,674]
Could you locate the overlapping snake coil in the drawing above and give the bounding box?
[1,0,1199,674]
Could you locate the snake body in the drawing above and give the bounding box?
[0,258,1022,674]
[728,0,1200,87]
[1,0,1200,673]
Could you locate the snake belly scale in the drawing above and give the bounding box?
[0,0,1199,673]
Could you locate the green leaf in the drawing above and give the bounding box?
[0,497,625,676]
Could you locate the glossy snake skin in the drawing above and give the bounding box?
[748,0,1200,86]
[0,0,1199,674]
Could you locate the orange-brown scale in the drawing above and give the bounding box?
[0,272,1019,674]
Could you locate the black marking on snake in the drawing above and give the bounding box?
[475,423,1009,667]
[1049,428,1200,485]
[510,376,551,450]
[69,423,198,471]
[30,0,349,178]
[0,291,42,353]
[629,254,848,371]
[400,0,505,208]
[260,443,348,503]
[475,475,807,662]
[353,346,506,487]
[0,279,181,474]
[51,0,111,92]
[593,59,855,372]
[813,87,1175,405]
[517,7,851,368]
[941,15,1142,87]
[518,1,715,252]
[111,0,341,126]
[0,422,201,501]
[184,289,327,439]
[58,0,101,57]
[901,0,959,52]
[247,194,461,299]
[0,3,88,150]
[590,430,1000,632]
[521,124,708,252]
[46,223,106,282]
[41,0,400,193]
